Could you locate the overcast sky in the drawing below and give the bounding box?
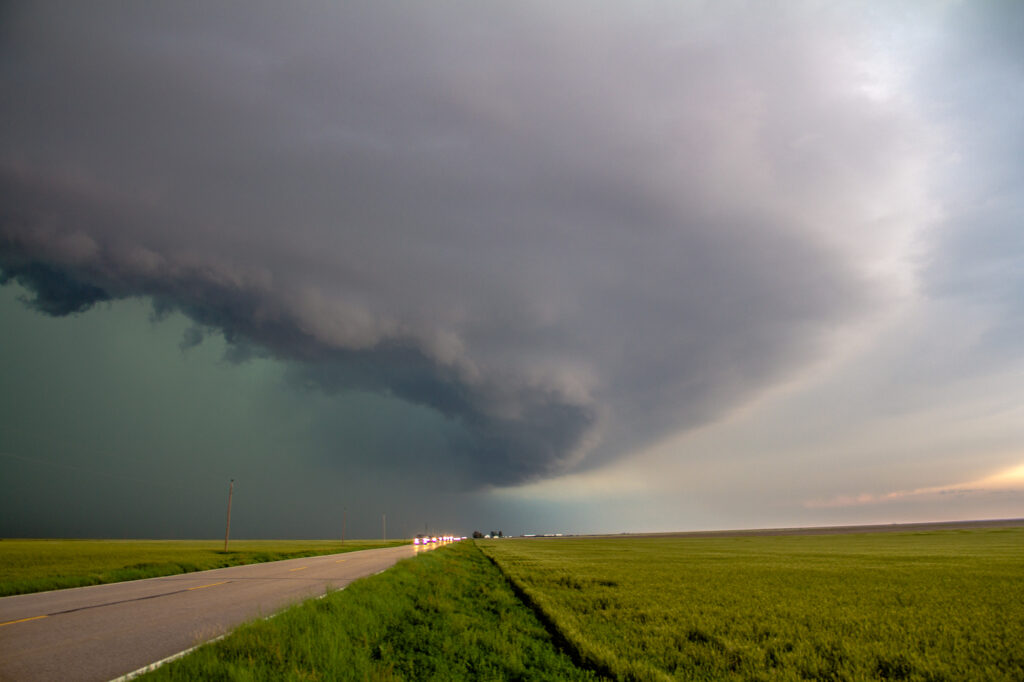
[2,1,1023,538]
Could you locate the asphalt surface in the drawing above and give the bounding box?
[0,543,423,681]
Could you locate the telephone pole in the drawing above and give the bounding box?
[224,479,234,552]
[342,506,347,545]
[382,513,386,541]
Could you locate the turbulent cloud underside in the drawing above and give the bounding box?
[1,3,929,486]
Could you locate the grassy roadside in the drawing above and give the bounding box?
[0,539,407,596]
[142,541,597,681]
[478,529,1024,681]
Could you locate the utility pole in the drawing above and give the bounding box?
[224,479,234,552]
[382,513,386,541]
[342,506,346,545]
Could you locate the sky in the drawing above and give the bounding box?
[2,1,1023,539]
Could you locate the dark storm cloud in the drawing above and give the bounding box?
[0,261,111,315]
[1,2,897,485]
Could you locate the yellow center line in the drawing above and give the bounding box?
[289,566,309,572]
[187,581,229,591]
[335,559,347,563]
[0,614,48,628]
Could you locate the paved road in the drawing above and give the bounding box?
[0,544,423,681]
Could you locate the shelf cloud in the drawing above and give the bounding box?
[0,1,979,507]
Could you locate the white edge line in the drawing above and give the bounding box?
[109,589,344,681]
[109,633,228,681]
[109,563,397,681]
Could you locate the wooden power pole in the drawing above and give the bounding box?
[224,479,234,552]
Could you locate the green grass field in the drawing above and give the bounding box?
[479,529,1024,681]
[142,541,596,681]
[0,539,406,596]
[18,529,1019,680]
